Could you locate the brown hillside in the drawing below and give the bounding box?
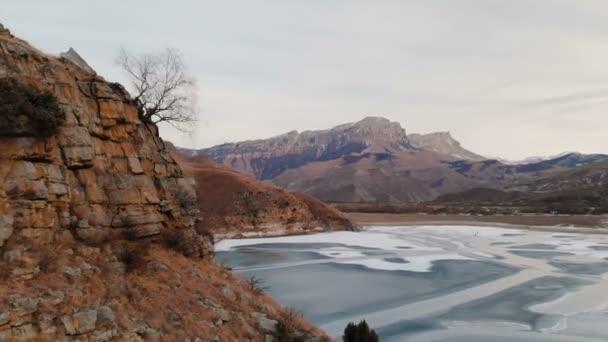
[172,149,354,239]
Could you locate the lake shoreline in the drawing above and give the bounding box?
[347,212,608,235]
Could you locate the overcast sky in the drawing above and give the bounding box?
[3,1,608,159]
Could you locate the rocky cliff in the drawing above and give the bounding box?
[202,116,411,180]
[0,25,326,341]
[408,132,485,161]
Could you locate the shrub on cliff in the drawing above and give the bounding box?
[0,77,65,138]
[343,320,379,342]
[274,308,303,342]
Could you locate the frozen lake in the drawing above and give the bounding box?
[215,226,608,341]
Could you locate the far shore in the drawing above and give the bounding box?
[347,212,608,234]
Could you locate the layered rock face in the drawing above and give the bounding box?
[408,132,485,161]
[203,116,411,180]
[0,28,202,250]
[0,26,326,341]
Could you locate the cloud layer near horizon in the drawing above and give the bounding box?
[3,1,608,159]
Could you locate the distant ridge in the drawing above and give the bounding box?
[190,117,607,203]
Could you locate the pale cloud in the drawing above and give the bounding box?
[2,1,608,159]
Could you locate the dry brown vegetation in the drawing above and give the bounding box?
[0,78,65,138]
[2,235,327,340]
[171,147,355,237]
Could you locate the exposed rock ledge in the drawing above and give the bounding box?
[0,24,327,341]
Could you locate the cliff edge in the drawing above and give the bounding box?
[0,24,326,341]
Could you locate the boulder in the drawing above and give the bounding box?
[60,48,96,75]
[61,309,97,335]
[253,312,277,333]
[9,296,39,316]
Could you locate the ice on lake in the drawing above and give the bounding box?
[215,225,608,341]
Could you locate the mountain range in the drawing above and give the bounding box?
[195,117,608,203]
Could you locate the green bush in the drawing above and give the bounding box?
[0,78,65,138]
[343,320,379,342]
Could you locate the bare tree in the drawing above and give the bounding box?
[116,48,197,131]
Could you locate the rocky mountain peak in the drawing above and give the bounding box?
[410,131,459,147]
[202,116,412,179]
[352,116,392,127]
[408,131,485,161]
[334,116,410,152]
[350,116,406,133]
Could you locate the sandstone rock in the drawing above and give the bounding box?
[96,306,116,329]
[0,311,9,326]
[145,259,168,272]
[11,323,38,340]
[0,137,57,162]
[60,48,96,74]
[59,127,95,168]
[62,146,95,169]
[74,227,110,245]
[106,189,140,205]
[41,289,65,306]
[253,312,277,333]
[0,328,11,341]
[45,164,65,181]
[97,101,120,120]
[6,179,49,200]
[48,182,68,196]
[12,206,58,229]
[111,210,164,228]
[3,248,22,262]
[221,285,235,300]
[61,309,97,335]
[20,228,54,244]
[37,313,56,335]
[11,266,40,280]
[135,321,160,339]
[154,163,166,176]
[128,157,144,174]
[0,214,13,247]
[237,314,258,336]
[94,328,119,342]
[62,265,82,277]
[60,126,93,147]
[211,306,231,323]
[8,161,40,179]
[9,296,39,316]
